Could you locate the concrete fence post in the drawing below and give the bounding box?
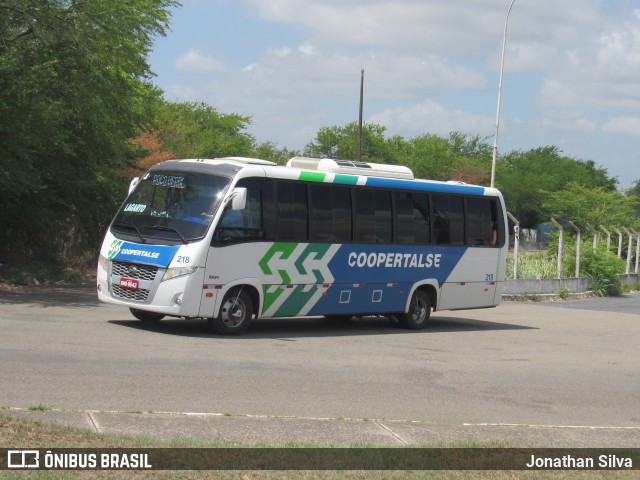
[587,224,598,251]
[599,225,611,252]
[507,212,520,280]
[614,228,623,258]
[623,228,634,275]
[568,221,581,278]
[631,228,640,274]
[551,218,563,279]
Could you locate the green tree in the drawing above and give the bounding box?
[404,133,452,180]
[0,0,177,267]
[304,122,400,164]
[496,146,618,227]
[252,141,299,165]
[446,132,491,184]
[0,0,176,172]
[152,101,254,160]
[447,131,492,160]
[541,182,634,229]
[389,131,491,182]
[303,124,492,183]
[626,180,640,220]
[133,101,295,171]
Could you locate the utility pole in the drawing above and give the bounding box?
[490,0,517,188]
[358,69,364,162]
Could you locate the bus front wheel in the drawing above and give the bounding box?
[398,290,431,329]
[209,288,253,335]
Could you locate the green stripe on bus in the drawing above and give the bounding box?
[275,285,306,317]
[334,174,359,185]
[299,171,326,182]
[262,285,285,314]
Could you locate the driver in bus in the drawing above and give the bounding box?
[218,207,245,239]
[490,221,498,246]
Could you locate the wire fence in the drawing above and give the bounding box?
[507,215,639,281]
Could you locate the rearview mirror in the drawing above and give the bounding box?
[128,177,140,194]
[231,187,247,210]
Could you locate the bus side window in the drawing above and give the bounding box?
[354,189,392,244]
[214,188,264,244]
[466,197,495,246]
[432,195,465,246]
[491,199,504,247]
[276,181,308,242]
[244,189,262,229]
[309,184,352,243]
[394,191,430,245]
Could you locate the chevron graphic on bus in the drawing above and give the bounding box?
[258,243,340,317]
[257,242,465,317]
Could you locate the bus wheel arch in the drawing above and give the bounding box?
[209,286,257,335]
[243,285,261,320]
[398,285,435,330]
[211,282,261,318]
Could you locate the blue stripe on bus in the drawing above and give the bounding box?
[110,241,179,267]
[365,177,485,195]
[307,244,466,316]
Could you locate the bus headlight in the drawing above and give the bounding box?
[98,254,109,272]
[162,266,198,282]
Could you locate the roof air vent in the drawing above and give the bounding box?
[286,157,413,180]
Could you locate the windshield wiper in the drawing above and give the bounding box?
[112,222,146,243]
[149,225,188,244]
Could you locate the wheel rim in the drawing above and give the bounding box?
[221,297,246,327]
[411,296,428,324]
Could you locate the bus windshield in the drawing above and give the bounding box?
[111,171,231,244]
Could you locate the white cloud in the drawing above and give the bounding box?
[156,1,640,185]
[297,42,318,56]
[268,47,293,58]
[597,11,640,70]
[603,116,640,137]
[241,63,258,73]
[245,1,502,52]
[505,43,565,73]
[236,46,485,105]
[540,116,597,134]
[244,0,603,55]
[369,99,494,138]
[535,9,640,112]
[174,49,226,74]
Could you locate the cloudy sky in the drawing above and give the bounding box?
[149,0,640,188]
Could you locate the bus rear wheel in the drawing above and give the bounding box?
[130,308,165,323]
[209,288,253,335]
[398,290,431,330]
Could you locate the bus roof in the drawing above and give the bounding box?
[163,156,493,197]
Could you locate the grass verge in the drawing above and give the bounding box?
[1,414,638,479]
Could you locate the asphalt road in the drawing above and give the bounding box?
[1,286,639,430]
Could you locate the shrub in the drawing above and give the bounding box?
[547,234,626,296]
[506,251,557,280]
[508,237,627,297]
[580,245,626,296]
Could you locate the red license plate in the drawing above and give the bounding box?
[119,278,139,290]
